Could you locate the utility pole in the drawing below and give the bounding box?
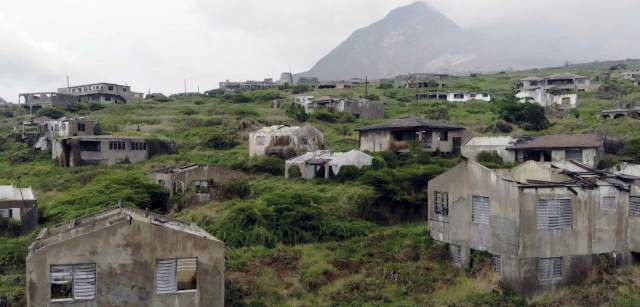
[289,67,294,85]
[184,79,187,97]
[364,76,368,98]
[66,75,71,92]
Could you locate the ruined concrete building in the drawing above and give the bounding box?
[248,125,324,158]
[506,134,604,169]
[19,92,76,109]
[219,78,276,93]
[429,159,640,295]
[58,83,143,104]
[0,185,38,233]
[515,73,591,109]
[356,118,466,154]
[598,106,640,119]
[461,136,516,163]
[394,73,449,88]
[33,117,98,151]
[416,92,491,103]
[284,150,373,180]
[293,96,384,119]
[27,207,224,307]
[53,135,149,167]
[149,164,247,207]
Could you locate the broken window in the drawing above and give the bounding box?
[630,197,640,216]
[131,142,147,151]
[109,141,126,151]
[434,192,449,216]
[156,258,197,294]
[255,136,266,146]
[193,180,208,194]
[454,93,464,99]
[472,196,490,225]
[77,123,86,132]
[537,199,572,230]
[601,196,616,211]
[79,141,101,152]
[491,255,502,273]
[440,131,448,141]
[538,257,562,281]
[50,264,96,302]
[565,149,583,162]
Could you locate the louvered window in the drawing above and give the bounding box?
[472,196,490,225]
[50,264,96,301]
[450,244,462,265]
[537,199,572,230]
[0,209,10,218]
[538,257,562,281]
[601,196,616,211]
[565,150,583,163]
[156,258,198,294]
[630,196,640,217]
[491,255,502,273]
[434,192,449,216]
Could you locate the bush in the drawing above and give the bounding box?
[312,110,337,123]
[237,157,284,176]
[291,85,311,94]
[483,120,513,134]
[477,151,504,165]
[598,80,635,99]
[422,101,449,120]
[286,104,309,122]
[222,93,252,104]
[498,100,549,131]
[377,83,394,90]
[180,107,198,116]
[206,131,239,150]
[0,218,21,238]
[45,170,170,222]
[36,107,65,119]
[211,191,373,248]
[334,165,363,182]
[216,179,251,201]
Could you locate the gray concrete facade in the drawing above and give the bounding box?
[26,208,224,307]
[428,160,637,295]
[52,135,149,167]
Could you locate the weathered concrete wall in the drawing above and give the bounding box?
[151,165,247,202]
[27,219,224,307]
[249,126,324,157]
[344,100,384,119]
[461,145,516,163]
[359,130,392,152]
[72,139,148,167]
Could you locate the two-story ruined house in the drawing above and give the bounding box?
[58,83,143,104]
[515,73,591,109]
[506,134,605,169]
[355,118,466,154]
[149,164,247,207]
[428,159,639,295]
[248,125,324,158]
[52,135,149,167]
[26,207,224,307]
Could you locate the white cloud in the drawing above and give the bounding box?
[0,0,638,101]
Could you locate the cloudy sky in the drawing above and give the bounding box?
[0,0,638,102]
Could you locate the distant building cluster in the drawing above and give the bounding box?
[20,82,143,109]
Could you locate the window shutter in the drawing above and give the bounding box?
[537,199,572,230]
[565,150,583,163]
[177,258,197,273]
[539,257,562,280]
[50,265,73,285]
[0,209,9,218]
[73,264,96,300]
[630,197,640,216]
[491,255,502,273]
[472,196,490,225]
[156,260,177,294]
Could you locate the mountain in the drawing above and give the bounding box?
[298,1,640,80]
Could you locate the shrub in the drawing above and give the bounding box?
[498,100,549,131]
[211,191,373,248]
[377,83,394,90]
[180,107,198,116]
[291,85,311,94]
[88,103,105,111]
[422,101,449,120]
[0,218,21,238]
[598,80,635,99]
[216,179,251,201]
[206,131,239,150]
[237,157,284,176]
[484,120,513,134]
[334,165,363,182]
[286,104,309,122]
[365,93,380,101]
[477,151,504,165]
[36,107,65,119]
[45,170,170,221]
[222,93,252,104]
[312,110,337,123]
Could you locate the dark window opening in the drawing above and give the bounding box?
[79,141,101,152]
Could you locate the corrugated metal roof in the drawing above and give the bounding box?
[507,134,604,150]
[355,117,464,131]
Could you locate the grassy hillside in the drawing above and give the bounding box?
[2,65,640,306]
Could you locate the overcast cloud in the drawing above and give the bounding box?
[0,0,638,101]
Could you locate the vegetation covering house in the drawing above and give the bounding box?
[356,117,466,153]
[0,185,37,234]
[429,159,640,295]
[284,150,373,179]
[26,207,224,307]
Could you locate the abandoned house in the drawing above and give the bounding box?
[218,78,276,93]
[461,136,516,163]
[284,150,373,180]
[614,69,640,86]
[355,117,466,154]
[609,162,640,178]
[52,135,149,167]
[34,117,98,151]
[598,107,640,119]
[146,93,167,100]
[515,73,591,109]
[416,92,492,103]
[428,159,640,295]
[149,164,247,207]
[57,83,143,104]
[394,73,449,88]
[506,134,605,168]
[294,96,384,119]
[26,207,224,307]
[248,125,324,158]
[0,185,38,233]
[19,92,76,109]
